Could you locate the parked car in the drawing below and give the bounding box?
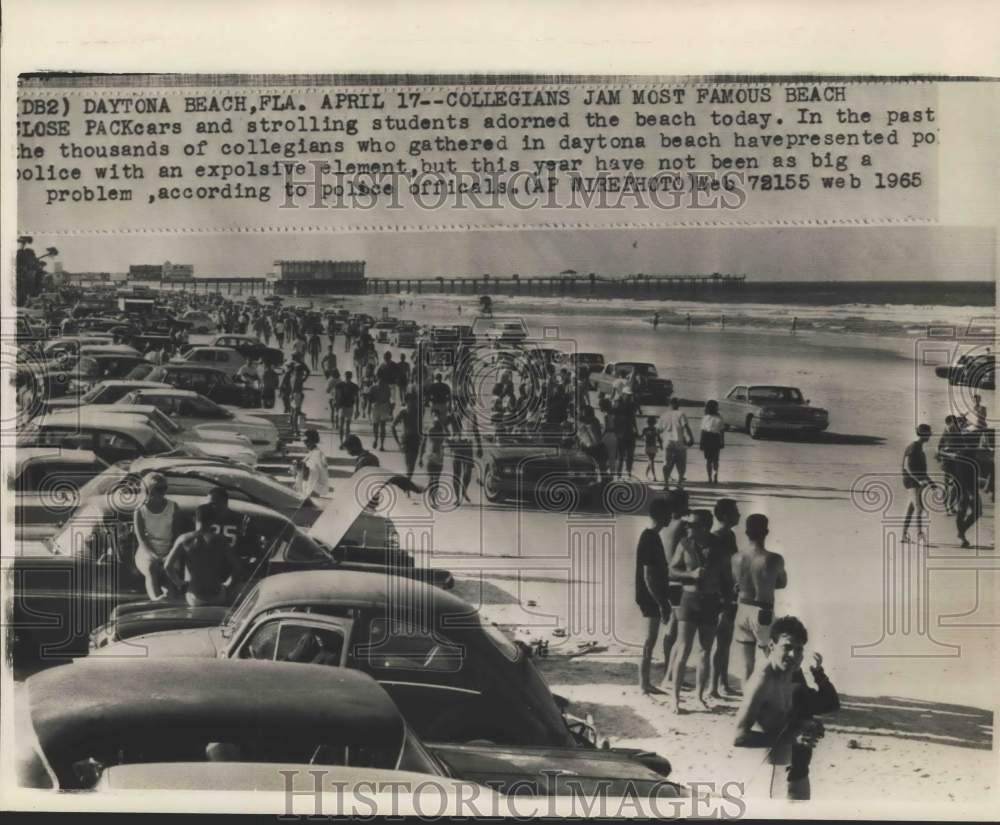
[591,362,673,404]
[145,364,258,407]
[83,403,258,467]
[935,353,996,391]
[15,481,450,662]
[480,430,603,505]
[9,448,111,541]
[181,310,217,334]
[43,379,172,411]
[171,346,247,378]
[93,569,581,748]
[15,660,446,790]
[567,352,606,375]
[16,409,254,468]
[73,456,323,531]
[208,334,284,366]
[42,336,116,358]
[115,388,280,457]
[717,384,830,439]
[19,659,675,798]
[390,320,419,348]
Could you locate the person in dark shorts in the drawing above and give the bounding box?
[635,497,673,695]
[392,391,424,482]
[710,498,741,698]
[164,503,244,607]
[902,423,936,543]
[699,400,726,485]
[641,416,663,481]
[668,509,723,713]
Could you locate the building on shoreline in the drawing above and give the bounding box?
[273,260,367,296]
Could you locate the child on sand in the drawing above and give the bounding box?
[642,416,663,480]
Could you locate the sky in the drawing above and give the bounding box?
[30,224,996,282]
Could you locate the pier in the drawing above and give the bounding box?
[364,272,746,298]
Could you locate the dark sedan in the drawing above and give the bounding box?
[145,364,258,407]
[718,384,830,439]
[480,432,603,506]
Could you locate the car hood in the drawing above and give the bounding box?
[95,625,226,659]
[428,743,680,796]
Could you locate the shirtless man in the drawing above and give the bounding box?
[668,509,725,713]
[710,498,741,698]
[164,504,244,606]
[734,616,839,800]
[657,490,690,688]
[733,514,787,682]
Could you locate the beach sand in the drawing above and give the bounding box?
[212,294,1000,811]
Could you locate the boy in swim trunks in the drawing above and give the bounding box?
[668,509,726,713]
[733,514,787,682]
[635,497,674,695]
[734,616,839,800]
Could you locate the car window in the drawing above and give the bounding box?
[96,432,142,460]
[730,387,747,402]
[238,620,280,660]
[361,618,463,674]
[276,624,346,665]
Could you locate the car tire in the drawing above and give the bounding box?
[747,415,762,439]
[483,465,505,503]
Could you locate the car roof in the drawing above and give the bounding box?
[186,346,234,353]
[33,410,153,430]
[28,659,404,755]
[79,347,143,357]
[83,491,290,520]
[154,364,228,375]
[91,380,172,390]
[253,569,474,618]
[15,448,103,472]
[127,388,201,398]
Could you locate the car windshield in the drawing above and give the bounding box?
[188,395,229,417]
[480,619,519,662]
[223,585,260,632]
[627,363,657,376]
[79,383,111,403]
[749,387,805,404]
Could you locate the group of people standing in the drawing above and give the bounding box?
[635,491,838,800]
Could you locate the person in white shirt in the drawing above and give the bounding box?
[297,429,331,500]
[658,397,695,490]
[699,400,726,485]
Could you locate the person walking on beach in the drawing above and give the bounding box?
[419,408,449,508]
[294,429,330,500]
[937,415,962,514]
[700,400,726,484]
[308,331,322,371]
[392,390,423,482]
[733,514,787,682]
[369,378,394,451]
[635,497,673,695]
[614,388,640,477]
[321,345,338,379]
[652,311,660,330]
[710,498,741,698]
[337,370,359,446]
[734,616,839,800]
[951,433,983,548]
[641,416,663,481]
[658,397,695,490]
[260,362,278,409]
[902,423,936,543]
[273,317,285,350]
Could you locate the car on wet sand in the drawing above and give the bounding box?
[590,361,673,404]
[717,384,830,438]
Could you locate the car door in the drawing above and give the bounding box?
[350,614,486,742]
[718,386,747,428]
